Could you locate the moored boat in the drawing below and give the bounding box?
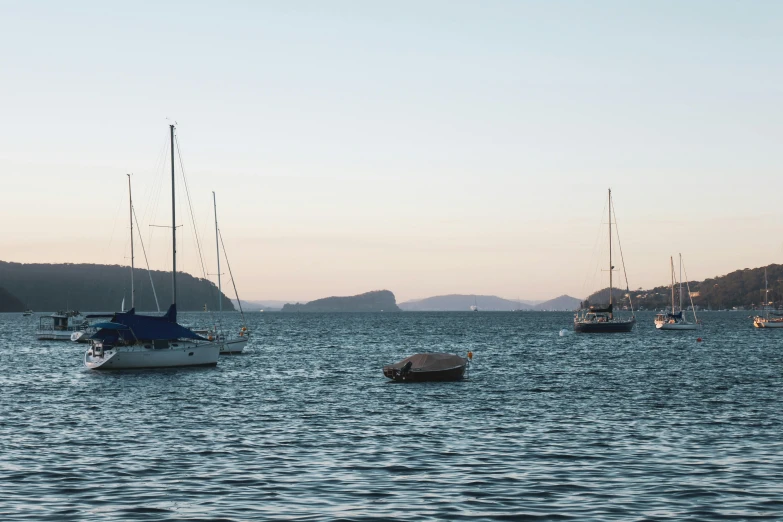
[84,305,219,369]
[383,353,468,382]
[655,254,700,330]
[36,311,89,340]
[83,124,220,370]
[210,191,250,355]
[753,267,783,328]
[754,316,783,328]
[574,189,636,333]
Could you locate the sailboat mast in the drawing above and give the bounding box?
[170,124,177,305]
[670,256,675,313]
[213,191,222,314]
[679,253,683,312]
[608,188,613,312]
[128,173,135,309]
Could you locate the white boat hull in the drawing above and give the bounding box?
[219,337,248,354]
[655,321,700,330]
[754,319,783,328]
[84,341,220,370]
[37,331,80,341]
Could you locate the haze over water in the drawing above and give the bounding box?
[2,311,781,520]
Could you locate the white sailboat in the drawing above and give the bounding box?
[84,125,220,370]
[753,267,783,328]
[210,191,249,354]
[655,254,700,330]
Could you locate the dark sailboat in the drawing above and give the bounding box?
[573,188,636,333]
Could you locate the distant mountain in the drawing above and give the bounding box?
[281,290,400,312]
[532,295,581,311]
[399,294,535,311]
[239,299,288,311]
[0,287,26,312]
[0,261,234,312]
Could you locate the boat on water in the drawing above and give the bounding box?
[22,309,33,317]
[36,311,90,340]
[383,353,468,382]
[470,295,478,312]
[209,191,249,355]
[655,254,700,330]
[753,267,783,328]
[574,189,635,333]
[84,124,220,370]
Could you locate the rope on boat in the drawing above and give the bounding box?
[131,203,161,312]
[174,132,220,333]
[681,256,699,323]
[219,229,248,334]
[610,198,635,317]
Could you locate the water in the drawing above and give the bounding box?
[1,311,782,520]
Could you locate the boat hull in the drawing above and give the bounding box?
[384,364,467,382]
[219,337,248,354]
[574,318,635,333]
[84,342,220,370]
[754,319,783,328]
[655,321,699,330]
[37,331,80,341]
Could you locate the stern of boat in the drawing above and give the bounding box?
[219,337,248,355]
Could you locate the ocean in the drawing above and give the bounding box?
[1,311,781,521]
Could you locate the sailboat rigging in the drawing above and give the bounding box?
[753,266,783,328]
[654,254,700,330]
[84,124,221,369]
[573,188,636,333]
[210,191,249,354]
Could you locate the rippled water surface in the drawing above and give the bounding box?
[1,311,782,521]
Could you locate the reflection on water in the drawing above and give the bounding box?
[0,311,781,520]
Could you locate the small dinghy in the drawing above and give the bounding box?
[383,352,468,382]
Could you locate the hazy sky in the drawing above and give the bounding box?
[1,1,782,302]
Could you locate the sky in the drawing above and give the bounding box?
[1,1,782,303]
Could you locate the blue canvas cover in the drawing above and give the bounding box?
[90,304,206,342]
[667,312,683,319]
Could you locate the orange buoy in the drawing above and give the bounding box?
[467,351,473,360]
[697,337,702,342]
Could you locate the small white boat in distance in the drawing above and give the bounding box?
[754,316,783,328]
[36,311,89,340]
[655,254,700,331]
[22,309,33,317]
[213,329,248,354]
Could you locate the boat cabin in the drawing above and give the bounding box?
[38,311,85,332]
[655,311,682,324]
[581,312,612,323]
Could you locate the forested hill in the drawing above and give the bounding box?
[0,261,235,312]
[586,264,783,310]
[0,287,26,312]
[282,290,401,312]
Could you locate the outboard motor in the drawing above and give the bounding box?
[399,361,413,377]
